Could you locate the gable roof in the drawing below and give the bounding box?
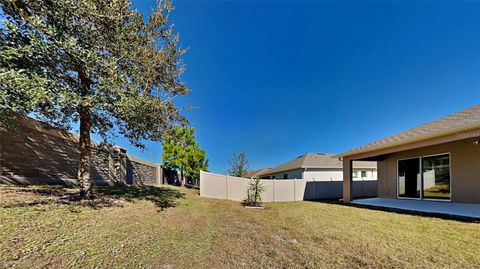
[338,103,480,158]
[257,153,376,176]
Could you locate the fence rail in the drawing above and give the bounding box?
[200,171,376,202]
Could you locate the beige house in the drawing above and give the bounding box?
[257,153,377,181]
[339,104,480,204]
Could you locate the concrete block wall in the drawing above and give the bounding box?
[0,114,162,186]
[126,155,162,185]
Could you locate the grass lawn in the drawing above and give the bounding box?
[1,185,479,269]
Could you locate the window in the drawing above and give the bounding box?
[352,171,358,178]
[271,176,275,179]
[361,171,367,178]
[397,153,450,200]
[283,173,288,179]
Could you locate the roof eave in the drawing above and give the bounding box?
[336,121,480,159]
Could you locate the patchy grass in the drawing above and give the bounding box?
[0,185,184,210]
[0,185,479,268]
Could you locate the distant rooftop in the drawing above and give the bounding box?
[257,153,376,176]
[243,168,272,178]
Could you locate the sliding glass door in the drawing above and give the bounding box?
[398,158,420,199]
[397,153,451,200]
[422,154,450,200]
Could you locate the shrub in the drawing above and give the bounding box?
[243,178,265,207]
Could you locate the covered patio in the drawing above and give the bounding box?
[338,104,480,208]
[352,198,480,219]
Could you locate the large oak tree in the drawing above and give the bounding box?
[0,0,189,197]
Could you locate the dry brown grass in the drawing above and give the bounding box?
[1,185,479,268]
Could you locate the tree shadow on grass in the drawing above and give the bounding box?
[94,185,185,210]
[1,185,185,211]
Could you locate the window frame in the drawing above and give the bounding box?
[396,152,451,202]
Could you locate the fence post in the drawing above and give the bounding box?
[294,178,296,202]
[225,175,228,200]
[273,178,276,202]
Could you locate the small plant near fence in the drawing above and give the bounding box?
[242,178,265,208]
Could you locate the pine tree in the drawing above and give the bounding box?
[162,126,207,186]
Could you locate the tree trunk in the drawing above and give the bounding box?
[180,166,184,186]
[78,108,92,198]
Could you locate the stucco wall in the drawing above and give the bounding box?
[303,168,377,181]
[262,168,377,181]
[263,169,303,180]
[376,137,480,203]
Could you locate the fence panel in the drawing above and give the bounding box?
[294,180,307,201]
[261,180,275,202]
[274,180,296,202]
[227,175,250,201]
[352,180,377,198]
[200,171,227,199]
[200,171,377,202]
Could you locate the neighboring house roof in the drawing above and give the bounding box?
[257,153,376,176]
[243,168,272,178]
[338,103,480,158]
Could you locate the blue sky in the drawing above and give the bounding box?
[108,0,480,173]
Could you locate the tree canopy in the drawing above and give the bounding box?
[227,151,249,178]
[162,125,207,186]
[0,0,188,197]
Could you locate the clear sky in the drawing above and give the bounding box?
[106,0,480,174]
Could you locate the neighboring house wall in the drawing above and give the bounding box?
[263,169,303,180]
[304,168,376,181]
[376,138,480,203]
[303,169,342,181]
[262,168,377,181]
[351,169,377,181]
[0,115,162,186]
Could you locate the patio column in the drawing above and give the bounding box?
[343,158,353,203]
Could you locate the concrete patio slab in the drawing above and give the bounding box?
[352,198,480,219]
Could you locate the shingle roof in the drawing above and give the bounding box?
[257,153,376,176]
[243,168,272,178]
[338,103,480,158]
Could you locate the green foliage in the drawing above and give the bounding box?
[243,178,265,207]
[162,125,208,186]
[0,0,188,146]
[227,151,249,177]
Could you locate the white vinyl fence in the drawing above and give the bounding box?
[200,171,377,202]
